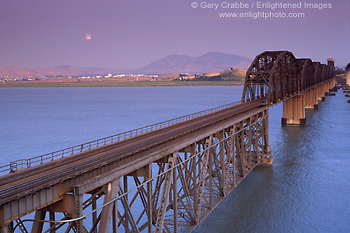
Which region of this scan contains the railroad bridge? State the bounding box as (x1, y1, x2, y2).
(0, 51, 336, 233)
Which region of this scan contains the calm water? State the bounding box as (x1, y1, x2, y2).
(1, 86, 349, 232)
(0, 86, 241, 164)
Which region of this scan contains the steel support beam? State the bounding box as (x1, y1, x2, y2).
(98, 180, 119, 233)
(31, 211, 46, 233)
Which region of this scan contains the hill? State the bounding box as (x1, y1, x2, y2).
(137, 52, 252, 74)
(175, 68, 246, 83)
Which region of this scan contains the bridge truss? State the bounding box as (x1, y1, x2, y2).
(242, 51, 335, 105)
(1, 106, 270, 233)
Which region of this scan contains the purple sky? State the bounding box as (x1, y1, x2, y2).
(1, 0, 349, 69)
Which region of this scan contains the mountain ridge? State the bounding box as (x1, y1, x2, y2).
(137, 52, 252, 74)
(0, 52, 252, 79)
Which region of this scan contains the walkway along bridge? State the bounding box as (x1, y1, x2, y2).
(0, 51, 336, 233)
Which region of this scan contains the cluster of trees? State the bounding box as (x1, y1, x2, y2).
(193, 70, 244, 82)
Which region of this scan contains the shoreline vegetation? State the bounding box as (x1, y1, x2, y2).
(0, 80, 243, 87)
(0, 69, 246, 87)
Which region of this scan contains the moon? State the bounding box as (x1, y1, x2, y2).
(85, 34, 91, 40)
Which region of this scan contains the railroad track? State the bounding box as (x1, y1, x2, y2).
(0, 98, 266, 205)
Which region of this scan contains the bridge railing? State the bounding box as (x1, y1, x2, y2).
(0, 100, 241, 175)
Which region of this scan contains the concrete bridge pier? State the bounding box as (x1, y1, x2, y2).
(282, 78, 337, 126)
(319, 79, 336, 101)
(281, 94, 306, 126)
(331, 78, 337, 91)
(305, 89, 318, 109)
(323, 82, 331, 98)
(327, 78, 337, 93)
(317, 84, 326, 102)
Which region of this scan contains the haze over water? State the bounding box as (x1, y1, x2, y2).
(0, 86, 349, 232)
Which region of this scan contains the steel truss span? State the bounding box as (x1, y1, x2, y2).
(0, 98, 270, 233)
(242, 50, 335, 105)
(10, 112, 269, 233)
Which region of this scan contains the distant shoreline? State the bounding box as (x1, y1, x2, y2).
(0, 81, 243, 87)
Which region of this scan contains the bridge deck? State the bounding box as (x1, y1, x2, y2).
(0, 98, 266, 207)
